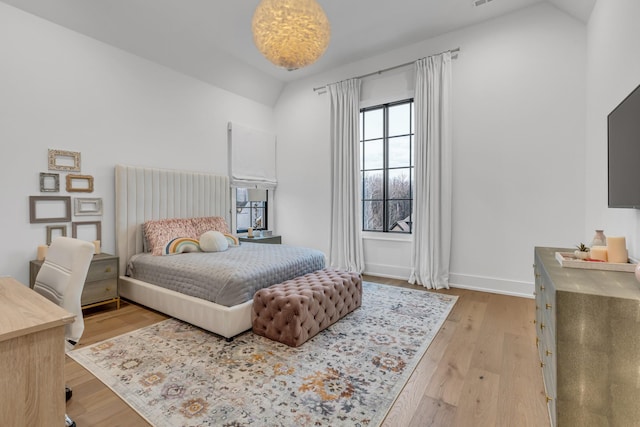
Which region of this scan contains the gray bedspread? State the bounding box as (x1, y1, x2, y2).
(126, 242, 326, 307)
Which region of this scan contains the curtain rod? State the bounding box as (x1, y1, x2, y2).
(313, 47, 460, 94)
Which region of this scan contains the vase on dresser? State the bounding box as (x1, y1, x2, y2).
(591, 230, 606, 247)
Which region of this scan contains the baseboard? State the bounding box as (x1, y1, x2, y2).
(448, 273, 534, 299)
(364, 263, 534, 299)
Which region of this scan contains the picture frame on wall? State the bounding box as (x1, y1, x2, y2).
(48, 149, 81, 172)
(74, 197, 103, 216)
(66, 174, 94, 193)
(39, 172, 60, 192)
(29, 196, 71, 223)
(46, 225, 67, 245)
(72, 220, 101, 242)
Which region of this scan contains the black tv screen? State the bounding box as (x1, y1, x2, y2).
(608, 83, 640, 208)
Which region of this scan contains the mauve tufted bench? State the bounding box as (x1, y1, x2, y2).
(252, 268, 362, 347)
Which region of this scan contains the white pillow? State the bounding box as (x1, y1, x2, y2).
(199, 230, 229, 252)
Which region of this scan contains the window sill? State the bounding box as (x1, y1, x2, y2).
(362, 231, 412, 243)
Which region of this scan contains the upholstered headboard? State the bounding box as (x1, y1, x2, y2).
(115, 165, 230, 274)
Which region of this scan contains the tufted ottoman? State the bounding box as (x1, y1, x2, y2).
(252, 269, 362, 347)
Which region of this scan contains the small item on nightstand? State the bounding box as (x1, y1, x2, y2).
(606, 236, 628, 263)
(93, 240, 101, 255)
(591, 230, 607, 247)
(590, 246, 608, 262)
(36, 245, 48, 261)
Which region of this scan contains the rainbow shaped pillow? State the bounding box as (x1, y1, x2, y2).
(163, 237, 202, 255)
(224, 233, 240, 246)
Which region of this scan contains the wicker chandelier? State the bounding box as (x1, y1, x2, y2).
(251, 0, 330, 71)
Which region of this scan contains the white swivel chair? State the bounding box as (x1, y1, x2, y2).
(33, 236, 95, 427)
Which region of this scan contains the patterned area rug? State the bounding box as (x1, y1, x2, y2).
(68, 282, 457, 426)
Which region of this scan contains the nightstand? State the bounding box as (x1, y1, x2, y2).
(29, 253, 120, 309)
(239, 235, 282, 244)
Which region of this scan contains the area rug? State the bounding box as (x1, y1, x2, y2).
(68, 282, 457, 427)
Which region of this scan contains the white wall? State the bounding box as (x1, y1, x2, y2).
(275, 3, 587, 296)
(585, 0, 640, 259)
(0, 3, 276, 285)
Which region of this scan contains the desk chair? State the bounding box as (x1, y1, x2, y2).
(33, 236, 95, 427)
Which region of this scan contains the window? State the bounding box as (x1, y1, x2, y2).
(235, 188, 268, 233)
(360, 99, 414, 233)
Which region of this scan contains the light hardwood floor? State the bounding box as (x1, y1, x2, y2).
(65, 275, 550, 426)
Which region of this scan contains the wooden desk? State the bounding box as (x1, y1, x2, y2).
(0, 277, 75, 426)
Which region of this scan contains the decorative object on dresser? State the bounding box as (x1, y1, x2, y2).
(238, 234, 281, 244)
(30, 253, 120, 309)
(591, 229, 607, 247)
(534, 247, 640, 427)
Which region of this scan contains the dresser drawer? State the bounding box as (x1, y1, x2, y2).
(82, 278, 118, 306)
(86, 258, 118, 282)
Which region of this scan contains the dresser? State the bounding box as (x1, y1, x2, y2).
(30, 253, 120, 309)
(0, 276, 75, 425)
(534, 247, 640, 426)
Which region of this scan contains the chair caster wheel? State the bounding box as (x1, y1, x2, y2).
(66, 386, 72, 401)
(65, 414, 76, 427)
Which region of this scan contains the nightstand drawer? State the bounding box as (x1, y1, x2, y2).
(82, 278, 118, 306)
(86, 259, 118, 281)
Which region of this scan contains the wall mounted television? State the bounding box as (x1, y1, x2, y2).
(608, 82, 640, 208)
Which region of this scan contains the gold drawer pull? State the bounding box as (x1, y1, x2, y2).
(535, 337, 539, 347)
(540, 362, 545, 368)
(546, 396, 553, 403)
(105, 266, 112, 273)
(546, 350, 553, 356)
(540, 323, 546, 330)
(546, 304, 552, 309)
(105, 287, 111, 291)
(540, 285, 545, 291)
(535, 273, 541, 278)
(533, 319, 537, 324)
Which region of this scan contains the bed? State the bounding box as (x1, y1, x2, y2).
(115, 164, 326, 339)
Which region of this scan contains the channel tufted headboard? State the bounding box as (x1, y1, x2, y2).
(114, 165, 231, 275)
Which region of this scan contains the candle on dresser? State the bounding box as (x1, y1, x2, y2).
(590, 246, 608, 262)
(607, 236, 628, 263)
(93, 240, 101, 255)
(36, 245, 48, 261)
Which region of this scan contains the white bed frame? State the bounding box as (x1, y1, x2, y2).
(115, 164, 253, 339)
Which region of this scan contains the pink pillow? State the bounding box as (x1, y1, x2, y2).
(143, 218, 198, 256)
(191, 216, 229, 236)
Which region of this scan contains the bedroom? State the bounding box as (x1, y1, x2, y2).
(1, 0, 639, 425)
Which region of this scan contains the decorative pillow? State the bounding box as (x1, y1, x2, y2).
(163, 237, 202, 255)
(143, 218, 199, 256)
(191, 216, 229, 236)
(199, 230, 229, 252)
(224, 233, 240, 246)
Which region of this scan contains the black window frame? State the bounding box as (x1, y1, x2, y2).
(235, 188, 268, 233)
(360, 99, 414, 233)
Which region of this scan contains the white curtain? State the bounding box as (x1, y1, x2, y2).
(328, 79, 365, 272)
(409, 52, 453, 289)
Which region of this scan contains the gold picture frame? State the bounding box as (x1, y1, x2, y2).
(48, 149, 81, 172)
(66, 174, 94, 193)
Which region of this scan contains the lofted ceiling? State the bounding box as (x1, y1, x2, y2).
(1, 0, 595, 105)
